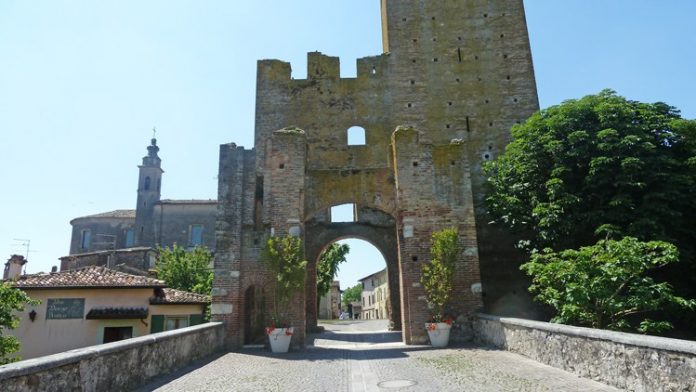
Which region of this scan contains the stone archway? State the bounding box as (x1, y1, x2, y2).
(304, 218, 401, 332)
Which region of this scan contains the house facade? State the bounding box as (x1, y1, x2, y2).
(5, 265, 208, 360)
(359, 269, 389, 320)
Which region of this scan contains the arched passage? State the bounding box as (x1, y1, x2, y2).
(304, 219, 401, 332)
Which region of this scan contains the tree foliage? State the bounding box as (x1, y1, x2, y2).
(316, 243, 350, 298)
(342, 283, 362, 308)
(522, 237, 695, 333)
(485, 90, 696, 253)
(262, 235, 308, 325)
(1, 282, 39, 365)
(421, 228, 459, 322)
(156, 244, 214, 295)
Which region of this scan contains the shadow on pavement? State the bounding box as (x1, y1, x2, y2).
(306, 330, 402, 345)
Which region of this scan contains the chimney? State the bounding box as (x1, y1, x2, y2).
(3, 255, 27, 280)
(51, 266, 58, 273)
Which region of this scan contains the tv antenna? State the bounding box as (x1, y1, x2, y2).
(11, 238, 32, 274)
(12, 238, 31, 259)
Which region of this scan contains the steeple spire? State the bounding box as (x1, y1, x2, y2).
(143, 131, 161, 167)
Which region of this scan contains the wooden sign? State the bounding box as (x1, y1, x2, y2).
(46, 298, 85, 319)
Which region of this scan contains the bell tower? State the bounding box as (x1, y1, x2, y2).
(134, 136, 163, 247)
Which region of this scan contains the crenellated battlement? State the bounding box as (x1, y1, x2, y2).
(257, 52, 391, 84)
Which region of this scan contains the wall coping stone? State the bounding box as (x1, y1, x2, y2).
(0, 322, 223, 381)
(477, 313, 696, 355)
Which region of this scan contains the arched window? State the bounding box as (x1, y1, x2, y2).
(144, 176, 151, 190)
(347, 126, 366, 146)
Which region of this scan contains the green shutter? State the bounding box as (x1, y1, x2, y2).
(151, 315, 164, 333)
(189, 314, 203, 326)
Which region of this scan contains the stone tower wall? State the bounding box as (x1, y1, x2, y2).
(381, 0, 540, 317)
(391, 127, 482, 343)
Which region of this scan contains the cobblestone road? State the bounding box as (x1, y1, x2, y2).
(138, 320, 617, 392)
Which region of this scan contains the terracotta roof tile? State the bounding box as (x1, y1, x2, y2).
(150, 288, 210, 304)
(10, 266, 166, 289)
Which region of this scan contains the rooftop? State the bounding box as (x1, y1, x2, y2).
(159, 199, 217, 205)
(150, 288, 210, 305)
(71, 209, 136, 221)
(357, 268, 387, 283)
(9, 265, 166, 289)
(58, 247, 154, 260)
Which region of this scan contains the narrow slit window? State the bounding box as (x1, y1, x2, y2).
(457, 48, 462, 62)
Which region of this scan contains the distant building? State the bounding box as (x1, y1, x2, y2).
(59, 247, 157, 274)
(4, 265, 209, 360)
(318, 281, 341, 319)
(349, 301, 362, 320)
(66, 138, 216, 264)
(359, 268, 389, 320)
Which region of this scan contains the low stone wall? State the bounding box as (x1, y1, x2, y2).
(0, 322, 224, 392)
(474, 314, 696, 391)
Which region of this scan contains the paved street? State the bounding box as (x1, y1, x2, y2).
(138, 320, 617, 392)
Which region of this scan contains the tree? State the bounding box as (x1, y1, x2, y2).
(1, 283, 39, 364)
(156, 244, 213, 295)
(342, 284, 362, 308)
(262, 235, 308, 326)
(485, 90, 696, 254)
(316, 243, 350, 299)
(521, 237, 695, 333)
(421, 228, 459, 322)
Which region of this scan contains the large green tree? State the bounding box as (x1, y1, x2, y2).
(1, 283, 39, 364)
(485, 90, 696, 254)
(522, 237, 695, 333)
(316, 243, 350, 299)
(342, 284, 362, 309)
(156, 244, 213, 295)
(485, 90, 696, 306)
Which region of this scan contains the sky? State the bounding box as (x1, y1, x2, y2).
(1, 1, 694, 289)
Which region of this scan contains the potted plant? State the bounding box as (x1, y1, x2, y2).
(420, 227, 458, 347)
(262, 234, 308, 353)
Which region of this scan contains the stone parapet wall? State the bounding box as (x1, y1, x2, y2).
(0, 322, 224, 392)
(474, 314, 696, 391)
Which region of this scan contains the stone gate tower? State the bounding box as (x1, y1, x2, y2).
(213, 0, 539, 347)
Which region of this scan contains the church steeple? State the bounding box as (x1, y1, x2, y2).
(134, 133, 164, 247)
(144, 137, 161, 166)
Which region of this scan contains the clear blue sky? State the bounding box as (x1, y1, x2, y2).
(1, 1, 694, 289)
